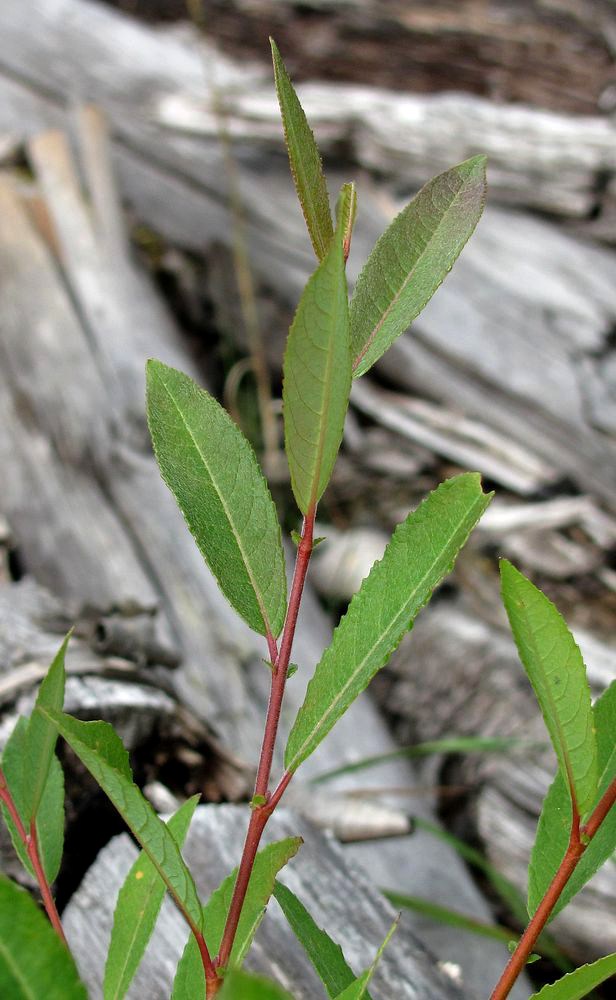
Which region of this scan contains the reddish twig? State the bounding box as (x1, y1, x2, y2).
(0, 767, 67, 946)
(490, 777, 616, 999)
(216, 510, 316, 976)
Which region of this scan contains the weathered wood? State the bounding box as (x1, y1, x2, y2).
(0, 0, 615, 223)
(63, 804, 465, 1000)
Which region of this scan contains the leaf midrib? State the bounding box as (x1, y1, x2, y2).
(352, 175, 470, 373)
(105, 868, 162, 1000)
(287, 493, 485, 770)
(157, 371, 272, 636)
(0, 939, 39, 1000)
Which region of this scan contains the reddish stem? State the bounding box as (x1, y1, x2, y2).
(491, 778, 616, 1000)
(0, 768, 67, 946)
(216, 510, 316, 972)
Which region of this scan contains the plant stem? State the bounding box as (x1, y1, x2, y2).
(216, 510, 316, 972)
(490, 777, 616, 1000)
(0, 768, 67, 946)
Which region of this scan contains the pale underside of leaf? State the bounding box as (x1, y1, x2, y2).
(271, 37, 333, 261)
(285, 473, 492, 772)
(528, 681, 616, 919)
(500, 560, 598, 819)
(146, 360, 286, 636)
(350, 156, 487, 378)
(283, 239, 351, 514)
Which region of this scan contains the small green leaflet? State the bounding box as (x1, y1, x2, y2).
(273, 881, 366, 999)
(528, 682, 616, 920)
(218, 969, 295, 999)
(333, 919, 397, 1000)
(0, 874, 87, 1000)
(270, 37, 333, 261)
(529, 952, 616, 999)
(24, 632, 70, 823)
(335, 182, 357, 261)
(172, 837, 302, 998)
(350, 156, 487, 378)
(103, 795, 200, 1000)
(285, 474, 492, 772)
(500, 560, 598, 818)
(40, 710, 204, 935)
(282, 236, 351, 515)
(1, 721, 65, 886)
(146, 360, 286, 637)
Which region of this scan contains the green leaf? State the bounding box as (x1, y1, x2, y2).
(218, 969, 295, 999)
(0, 874, 87, 1000)
(172, 837, 302, 998)
(350, 156, 487, 378)
(40, 710, 204, 934)
(273, 881, 364, 998)
(270, 37, 333, 261)
(1, 722, 65, 885)
(285, 473, 492, 772)
(103, 795, 199, 1000)
(311, 735, 526, 784)
(335, 182, 357, 261)
(529, 953, 616, 999)
(146, 360, 286, 637)
(283, 236, 351, 515)
(333, 919, 397, 1000)
(382, 890, 515, 946)
(500, 560, 598, 818)
(25, 633, 70, 823)
(528, 681, 616, 920)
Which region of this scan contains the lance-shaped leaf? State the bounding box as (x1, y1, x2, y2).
(0, 874, 87, 1000)
(172, 837, 302, 998)
(350, 156, 487, 378)
(333, 919, 397, 1000)
(529, 952, 616, 999)
(40, 710, 204, 934)
(271, 38, 333, 260)
(335, 182, 357, 262)
(24, 633, 69, 823)
(104, 795, 200, 1000)
(500, 561, 598, 818)
(146, 360, 286, 637)
(528, 681, 616, 920)
(1, 719, 65, 885)
(285, 473, 491, 772)
(219, 970, 295, 999)
(273, 881, 365, 998)
(283, 237, 351, 515)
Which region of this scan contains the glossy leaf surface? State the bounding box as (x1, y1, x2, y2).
(104, 796, 199, 1000)
(501, 560, 597, 818)
(283, 238, 350, 514)
(147, 360, 286, 637)
(172, 837, 302, 998)
(273, 881, 363, 998)
(0, 875, 86, 1000)
(350, 157, 486, 377)
(285, 474, 491, 772)
(528, 682, 616, 919)
(271, 38, 333, 260)
(41, 710, 203, 932)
